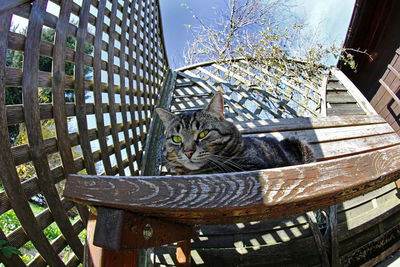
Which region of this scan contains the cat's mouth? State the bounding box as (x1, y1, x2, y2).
(181, 158, 206, 171)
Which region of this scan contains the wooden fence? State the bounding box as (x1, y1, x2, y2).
(0, 0, 168, 265)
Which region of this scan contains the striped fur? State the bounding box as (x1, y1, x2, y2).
(156, 92, 315, 175)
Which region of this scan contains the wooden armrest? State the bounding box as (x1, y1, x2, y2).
(64, 145, 400, 224)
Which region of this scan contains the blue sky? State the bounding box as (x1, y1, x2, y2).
(160, 0, 356, 69)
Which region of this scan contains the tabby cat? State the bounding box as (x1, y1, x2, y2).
(156, 92, 315, 175)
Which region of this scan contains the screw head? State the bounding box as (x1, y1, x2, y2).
(143, 224, 153, 240)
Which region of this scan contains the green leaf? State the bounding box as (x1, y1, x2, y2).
(1, 246, 22, 259)
(0, 240, 7, 248)
(0, 240, 22, 259)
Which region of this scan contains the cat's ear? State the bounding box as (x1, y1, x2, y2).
(156, 108, 176, 127)
(206, 91, 224, 120)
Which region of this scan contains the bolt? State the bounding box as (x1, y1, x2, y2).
(143, 224, 153, 240)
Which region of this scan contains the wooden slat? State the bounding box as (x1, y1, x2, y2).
(236, 114, 386, 133)
(11, 1, 66, 265)
(92, 0, 112, 174)
(306, 211, 330, 266)
(337, 189, 400, 242)
(0, 10, 30, 267)
(331, 67, 377, 115)
(329, 205, 340, 266)
(141, 0, 151, 130)
(314, 132, 400, 160)
(106, 0, 125, 176)
(127, 0, 141, 170)
(379, 78, 400, 106)
(6, 102, 131, 126)
(118, 0, 135, 175)
(142, 70, 175, 176)
(74, 0, 96, 176)
(319, 72, 329, 116)
(65, 144, 400, 224)
(327, 91, 356, 103)
(52, 0, 88, 236)
(134, 0, 146, 145)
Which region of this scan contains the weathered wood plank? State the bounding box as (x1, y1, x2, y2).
(314, 133, 400, 160)
(74, 0, 96, 176)
(245, 123, 394, 145)
(106, 0, 125, 176)
(127, 0, 141, 169)
(236, 114, 385, 133)
(331, 67, 377, 115)
(65, 145, 400, 224)
(319, 72, 329, 117)
(52, 0, 88, 236)
(142, 70, 175, 176)
(92, 0, 112, 174)
(12, 1, 66, 265)
(306, 211, 330, 266)
(329, 205, 340, 266)
(141, 0, 151, 130)
(340, 219, 400, 265)
(337, 189, 400, 242)
(0, 11, 28, 266)
(118, 0, 135, 175)
(134, 0, 145, 144)
(327, 91, 356, 103)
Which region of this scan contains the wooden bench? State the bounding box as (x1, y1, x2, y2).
(64, 114, 400, 266)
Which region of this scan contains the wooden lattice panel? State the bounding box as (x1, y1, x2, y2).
(0, 0, 168, 266)
(371, 48, 400, 135)
(172, 59, 325, 122)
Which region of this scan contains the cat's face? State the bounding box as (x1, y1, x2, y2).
(156, 92, 240, 173)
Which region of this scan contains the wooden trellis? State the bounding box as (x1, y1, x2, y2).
(0, 0, 167, 266)
(173, 58, 324, 120)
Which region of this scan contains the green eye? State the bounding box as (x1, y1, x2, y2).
(199, 130, 209, 139)
(172, 136, 182, 143)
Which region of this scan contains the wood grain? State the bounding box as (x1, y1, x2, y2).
(118, 0, 135, 175)
(74, 0, 96, 176)
(65, 145, 400, 224)
(106, 0, 125, 176)
(0, 9, 30, 267)
(92, 0, 112, 174)
(13, 1, 67, 265)
(52, 0, 88, 233)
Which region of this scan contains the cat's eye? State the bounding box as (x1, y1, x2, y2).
(172, 135, 182, 143)
(199, 130, 209, 139)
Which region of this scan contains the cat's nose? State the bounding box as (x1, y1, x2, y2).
(184, 150, 195, 159)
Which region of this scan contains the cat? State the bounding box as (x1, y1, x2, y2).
(156, 91, 315, 175)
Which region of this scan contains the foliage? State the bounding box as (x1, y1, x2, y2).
(0, 240, 22, 259)
(0, 210, 20, 234)
(183, 0, 359, 71)
(0, 202, 84, 264)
